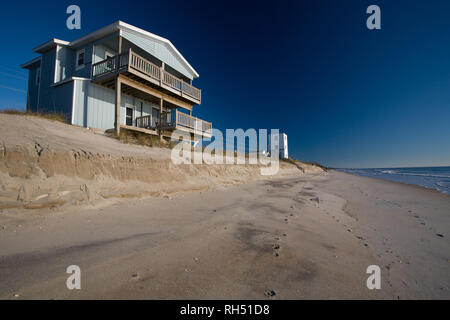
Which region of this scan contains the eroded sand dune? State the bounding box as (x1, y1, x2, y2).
(0, 114, 320, 211)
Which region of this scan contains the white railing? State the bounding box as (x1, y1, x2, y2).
(136, 115, 153, 129)
(161, 109, 212, 133)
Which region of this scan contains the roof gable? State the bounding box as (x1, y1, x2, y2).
(120, 27, 198, 80)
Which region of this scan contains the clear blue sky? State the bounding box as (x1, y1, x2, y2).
(1, 0, 450, 168)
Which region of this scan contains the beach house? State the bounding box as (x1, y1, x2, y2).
(21, 21, 211, 138)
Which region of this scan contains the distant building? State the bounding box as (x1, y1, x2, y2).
(268, 133, 288, 159)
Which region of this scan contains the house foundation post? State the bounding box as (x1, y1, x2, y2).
(114, 35, 123, 136)
(115, 77, 121, 136)
(159, 98, 164, 140)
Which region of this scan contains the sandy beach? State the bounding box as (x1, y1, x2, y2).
(0, 170, 448, 299)
(0, 114, 449, 299)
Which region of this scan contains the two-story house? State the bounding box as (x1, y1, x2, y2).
(21, 21, 211, 138)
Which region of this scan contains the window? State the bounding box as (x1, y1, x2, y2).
(76, 49, 85, 70)
(126, 106, 134, 126)
(36, 67, 40, 85)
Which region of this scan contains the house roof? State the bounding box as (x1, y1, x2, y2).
(33, 39, 70, 53)
(21, 56, 41, 69)
(30, 21, 199, 79)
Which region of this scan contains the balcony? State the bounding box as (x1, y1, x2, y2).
(92, 49, 201, 104)
(132, 109, 212, 138)
(161, 109, 212, 136)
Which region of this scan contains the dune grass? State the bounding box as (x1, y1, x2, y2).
(105, 128, 176, 149)
(0, 109, 67, 123)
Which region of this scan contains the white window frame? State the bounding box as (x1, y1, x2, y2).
(75, 49, 85, 71)
(36, 67, 41, 85)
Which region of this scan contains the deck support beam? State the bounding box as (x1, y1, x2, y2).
(115, 77, 121, 136)
(117, 75, 193, 111)
(159, 98, 164, 140)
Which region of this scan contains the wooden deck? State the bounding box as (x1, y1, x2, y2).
(125, 111, 212, 138)
(160, 109, 212, 137)
(92, 49, 201, 105)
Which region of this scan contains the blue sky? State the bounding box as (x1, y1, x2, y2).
(1, 0, 450, 168)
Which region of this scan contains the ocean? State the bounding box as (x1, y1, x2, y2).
(338, 166, 450, 195)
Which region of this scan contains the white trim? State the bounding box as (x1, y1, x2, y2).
(91, 44, 95, 77)
(51, 76, 90, 87)
(125, 103, 135, 126)
(54, 45, 60, 83)
(33, 39, 70, 53)
(71, 79, 77, 125)
(75, 49, 86, 71)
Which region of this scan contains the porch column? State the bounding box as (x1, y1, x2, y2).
(159, 98, 164, 139)
(115, 77, 121, 136)
(160, 62, 165, 86)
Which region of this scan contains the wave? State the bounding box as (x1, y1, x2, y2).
(379, 171, 450, 179)
(380, 170, 396, 174)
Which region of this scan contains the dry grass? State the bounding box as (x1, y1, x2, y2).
(105, 128, 176, 149)
(0, 109, 67, 123)
(282, 158, 328, 172)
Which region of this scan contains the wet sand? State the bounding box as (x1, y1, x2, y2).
(0, 170, 448, 299)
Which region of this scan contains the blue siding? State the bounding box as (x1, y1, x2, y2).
(121, 29, 195, 80)
(37, 48, 56, 112)
(73, 45, 93, 79)
(52, 82, 74, 122)
(26, 65, 40, 112)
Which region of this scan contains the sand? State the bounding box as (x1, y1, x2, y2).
(0, 114, 448, 299)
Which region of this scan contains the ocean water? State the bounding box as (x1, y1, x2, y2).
(338, 166, 450, 195)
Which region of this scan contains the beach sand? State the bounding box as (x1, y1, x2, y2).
(0, 114, 448, 299)
(0, 170, 448, 299)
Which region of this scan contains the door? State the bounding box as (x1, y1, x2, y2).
(152, 107, 160, 128)
(126, 106, 133, 126)
(105, 51, 115, 70)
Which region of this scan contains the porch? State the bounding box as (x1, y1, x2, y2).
(129, 109, 212, 138)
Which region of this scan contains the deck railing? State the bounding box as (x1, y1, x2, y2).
(161, 109, 212, 134)
(92, 52, 129, 78)
(129, 51, 160, 81)
(92, 49, 201, 102)
(136, 115, 153, 129)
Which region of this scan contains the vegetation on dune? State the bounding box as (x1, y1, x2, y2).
(105, 128, 176, 149)
(281, 158, 328, 172)
(0, 109, 67, 123)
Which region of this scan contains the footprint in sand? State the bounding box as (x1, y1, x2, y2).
(272, 244, 280, 257)
(264, 290, 276, 298)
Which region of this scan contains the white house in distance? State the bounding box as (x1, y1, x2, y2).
(269, 133, 289, 159)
